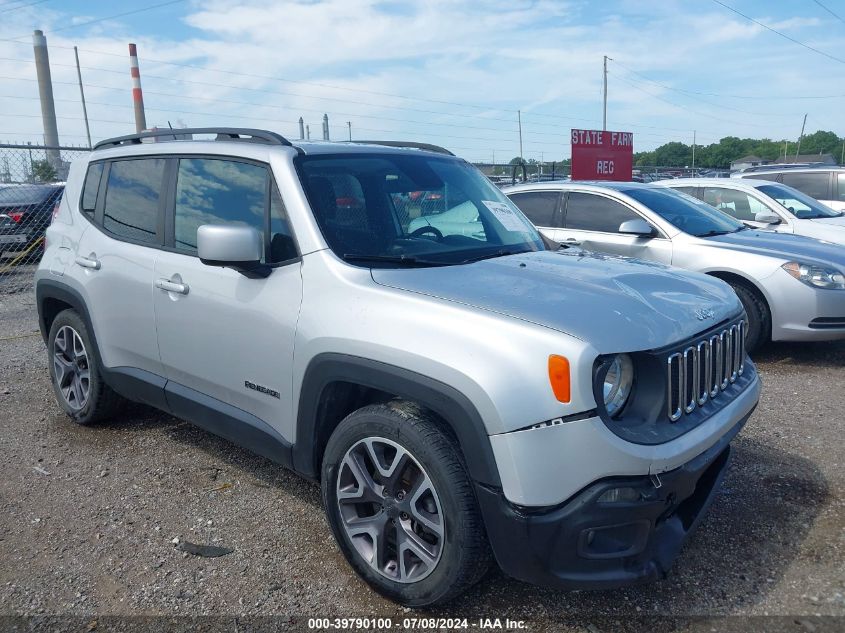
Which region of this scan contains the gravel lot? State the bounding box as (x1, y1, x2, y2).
(0, 289, 843, 631)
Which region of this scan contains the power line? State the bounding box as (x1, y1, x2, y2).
(2, 0, 186, 38)
(711, 0, 845, 65)
(610, 60, 822, 113)
(0, 0, 52, 15)
(812, 0, 845, 24)
(608, 71, 775, 129)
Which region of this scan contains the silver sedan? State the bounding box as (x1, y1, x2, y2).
(504, 181, 845, 350)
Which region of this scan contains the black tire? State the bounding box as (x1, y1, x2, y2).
(321, 402, 491, 607)
(47, 309, 125, 425)
(729, 283, 770, 353)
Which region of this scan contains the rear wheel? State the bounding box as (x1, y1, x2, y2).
(47, 309, 125, 425)
(729, 283, 770, 353)
(321, 402, 491, 606)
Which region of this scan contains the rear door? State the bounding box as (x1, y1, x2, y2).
(506, 190, 562, 240)
(73, 157, 167, 390)
(152, 155, 302, 444)
(556, 191, 672, 264)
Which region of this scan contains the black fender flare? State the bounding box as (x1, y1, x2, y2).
(36, 279, 98, 350)
(294, 353, 502, 488)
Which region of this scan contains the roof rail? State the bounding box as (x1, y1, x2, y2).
(93, 127, 293, 150)
(347, 140, 455, 156)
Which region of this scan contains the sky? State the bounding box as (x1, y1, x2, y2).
(0, 0, 844, 163)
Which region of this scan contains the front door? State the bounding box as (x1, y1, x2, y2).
(555, 191, 673, 264)
(152, 156, 303, 443)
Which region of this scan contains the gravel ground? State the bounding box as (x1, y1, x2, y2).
(0, 290, 843, 632)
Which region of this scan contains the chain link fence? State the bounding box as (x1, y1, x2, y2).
(0, 144, 90, 294)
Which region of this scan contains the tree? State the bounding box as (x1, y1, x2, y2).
(31, 159, 57, 183)
(508, 156, 524, 165)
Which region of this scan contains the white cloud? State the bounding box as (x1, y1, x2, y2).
(0, 0, 842, 162)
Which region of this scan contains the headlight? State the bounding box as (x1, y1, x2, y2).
(782, 261, 845, 290)
(602, 354, 634, 418)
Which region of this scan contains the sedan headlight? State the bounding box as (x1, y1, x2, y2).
(602, 354, 634, 418)
(782, 261, 845, 290)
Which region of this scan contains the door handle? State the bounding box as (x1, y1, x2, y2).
(155, 278, 189, 295)
(75, 255, 101, 270)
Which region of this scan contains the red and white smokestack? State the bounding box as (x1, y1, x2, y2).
(128, 43, 147, 133)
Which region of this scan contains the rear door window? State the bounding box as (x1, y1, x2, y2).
(102, 158, 166, 245)
(702, 187, 769, 221)
(837, 174, 845, 202)
(563, 192, 641, 233)
(507, 191, 561, 227)
(780, 171, 831, 200)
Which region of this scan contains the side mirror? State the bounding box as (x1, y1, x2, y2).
(197, 225, 270, 278)
(618, 218, 657, 237)
(754, 212, 782, 225)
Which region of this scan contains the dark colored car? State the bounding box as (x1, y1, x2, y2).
(0, 184, 64, 255)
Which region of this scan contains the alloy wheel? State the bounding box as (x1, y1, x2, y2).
(336, 436, 444, 583)
(52, 325, 90, 411)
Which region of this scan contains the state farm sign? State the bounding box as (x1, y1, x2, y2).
(570, 129, 633, 181)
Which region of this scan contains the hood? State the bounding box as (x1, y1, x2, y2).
(702, 229, 845, 268)
(809, 214, 845, 227)
(371, 250, 740, 354)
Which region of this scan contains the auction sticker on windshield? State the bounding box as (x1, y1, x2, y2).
(482, 200, 533, 233)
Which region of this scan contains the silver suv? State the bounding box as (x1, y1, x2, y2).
(504, 181, 845, 351)
(36, 128, 760, 606)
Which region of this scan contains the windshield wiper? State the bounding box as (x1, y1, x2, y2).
(341, 254, 451, 267)
(459, 248, 522, 264)
(697, 229, 733, 237)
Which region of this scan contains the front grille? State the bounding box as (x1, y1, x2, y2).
(667, 320, 745, 421)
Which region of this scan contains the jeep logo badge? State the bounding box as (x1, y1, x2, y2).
(695, 308, 716, 321)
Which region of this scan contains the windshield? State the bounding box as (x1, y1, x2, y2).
(756, 183, 842, 219)
(298, 153, 545, 267)
(623, 186, 745, 237)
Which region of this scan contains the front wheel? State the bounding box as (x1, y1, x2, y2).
(729, 283, 770, 353)
(321, 403, 491, 606)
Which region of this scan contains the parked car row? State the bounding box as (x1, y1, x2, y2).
(502, 181, 845, 351)
(36, 129, 763, 607)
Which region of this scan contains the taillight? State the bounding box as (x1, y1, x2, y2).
(8, 211, 23, 223)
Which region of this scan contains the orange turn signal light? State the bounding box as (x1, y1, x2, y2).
(548, 355, 571, 403)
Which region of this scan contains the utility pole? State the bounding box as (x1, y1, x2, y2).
(306, 125, 310, 140)
(841, 138, 844, 165)
(795, 113, 807, 160)
(517, 110, 523, 160)
(128, 43, 147, 133)
(347, 121, 352, 141)
(691, 130, 696, 170)
(298, 117, 304, 140)
(783, 141, 788, 159)
(73, 47, 92, 149)
(602, 55, 612, 131)
(322, 113, 329, 141)
(32, 30, 60, 169)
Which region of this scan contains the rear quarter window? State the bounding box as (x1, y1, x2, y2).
(80, 162, 104, 217)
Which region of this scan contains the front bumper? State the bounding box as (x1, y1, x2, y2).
(477, 409, 752, 590)
(766, 267, 845, 341)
